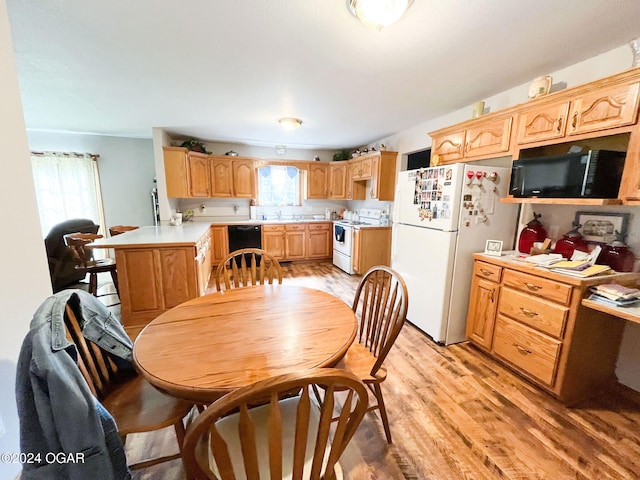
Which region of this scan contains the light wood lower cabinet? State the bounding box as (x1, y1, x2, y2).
(351, 227, 392, 275)
(261, 222, 332, 261)
(116, 245, 198, 336)
(465, 254, 640, 404)
(210, 225, 229, 264)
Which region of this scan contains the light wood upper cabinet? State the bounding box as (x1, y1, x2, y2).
(351, 157, 373, 180)
(516, 101, 571, 145)
(328, 162, 347, 199)
(231, 158, 256, 198)
(187, 153, 211, 197)
(348, 151, 397, 201)
(431, 116, 513, 165)
(465, 117, 513, 158)
(307, 163, 328, 199)
(567, 82, 640, 136)
(210, 156, 256, 198)
(163, 147, 190, 198)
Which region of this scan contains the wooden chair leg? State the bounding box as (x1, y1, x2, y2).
(110, 268, 119, 295)
(89, 272, 98, 296)
(371, 382, 392, 444)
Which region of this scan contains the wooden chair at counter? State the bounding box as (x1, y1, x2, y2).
(215, 248, 283, 291)
(64, 232, 120, 297)
(182, 368, 368, 480)
(334, 265, 408, 444)
(63, 304, 194, 471)
(109, 225, 139, 236)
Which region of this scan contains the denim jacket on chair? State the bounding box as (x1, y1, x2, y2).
(16, 289, 133, 480)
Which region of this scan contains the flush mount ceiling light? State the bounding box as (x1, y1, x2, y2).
(347, 0, 414, 30)
(278, 117, 302, 131)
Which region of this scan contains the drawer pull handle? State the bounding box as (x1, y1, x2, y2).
(519, 307, 538, 318)
(514, 344, 532, 355)
(556, 116, 563, 133)
(480, 268, 494, 276)
(524, 283, 542, 291)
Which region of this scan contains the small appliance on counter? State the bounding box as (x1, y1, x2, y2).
(554, 222, 589, 259)
(597, 231, 635, 272)
(518, 212, 547, 254)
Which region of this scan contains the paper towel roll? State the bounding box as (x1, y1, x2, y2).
(250, 206, 257, 220)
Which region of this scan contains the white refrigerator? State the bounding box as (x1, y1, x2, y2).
(391, 163, 518, 345)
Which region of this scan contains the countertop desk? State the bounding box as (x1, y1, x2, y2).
(133, 284, 357, 403)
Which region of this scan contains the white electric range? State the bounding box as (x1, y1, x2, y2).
(332, 208, 383, 274)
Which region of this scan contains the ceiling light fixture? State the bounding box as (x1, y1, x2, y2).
(278, 117, 302, 131)
(347, 0, 413, 30)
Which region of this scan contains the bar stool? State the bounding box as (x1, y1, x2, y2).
(63, 233, 119, 297)
(109, 225, 139, 236)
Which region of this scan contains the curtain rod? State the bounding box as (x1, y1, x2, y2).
(30, 150, 100, 160)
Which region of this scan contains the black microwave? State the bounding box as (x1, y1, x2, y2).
(508, 150, 626, 198)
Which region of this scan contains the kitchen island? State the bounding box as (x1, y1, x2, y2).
(90, 223, 212, 338)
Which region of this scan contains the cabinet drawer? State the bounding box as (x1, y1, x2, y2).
(285, 224, 306, 231)
(502, 270, 571, 305)
(493, 315, 561, 387)
(308, 223, 330, 231)
(474, 261, 502, 282)
(498, 287, 568, 338)
(262, 225, 284, 232)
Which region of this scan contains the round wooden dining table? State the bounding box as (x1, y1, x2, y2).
(133, 284, 357, 403)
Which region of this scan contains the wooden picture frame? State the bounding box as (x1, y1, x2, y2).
(484, 239, 503, 256)
(574, 211, 630, 244)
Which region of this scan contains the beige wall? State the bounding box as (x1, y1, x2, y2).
(0, 1, 53, 477)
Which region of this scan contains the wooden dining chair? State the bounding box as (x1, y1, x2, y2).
(182, 368, 369, 480)
(109, 225, 139, 236)
(334, 265, 408, 444)
(215, 248, 283, 291)
(63, 304, 194, 471)
(64, 232, 119, 297)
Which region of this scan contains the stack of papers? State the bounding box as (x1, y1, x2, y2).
(523, 253, 563, 266)
(588, 283, 640, 307)
(551, 264, 611, 278)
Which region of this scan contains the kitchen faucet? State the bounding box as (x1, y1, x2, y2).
(276, 211, 282, 220)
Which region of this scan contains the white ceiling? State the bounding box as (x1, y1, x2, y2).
(6, 1, 640, 150)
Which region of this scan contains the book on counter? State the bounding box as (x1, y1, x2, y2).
(591, 283, 640, 300)
(587, 293, 640, 307)
(551, 264, 612, 278)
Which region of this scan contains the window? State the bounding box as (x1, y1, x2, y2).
(31, 152, 105, 237)
(257, 165, 301, 206)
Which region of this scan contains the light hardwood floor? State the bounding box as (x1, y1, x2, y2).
(119, 261, 640, 479)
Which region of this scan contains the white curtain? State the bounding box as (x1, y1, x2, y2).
(31, 152, 105, 237)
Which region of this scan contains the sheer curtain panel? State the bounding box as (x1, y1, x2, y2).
(31, 152, 105, 237)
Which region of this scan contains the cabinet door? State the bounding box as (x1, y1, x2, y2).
(307, 163, 328, 199)
(163, 147, 189, 198)
(351, 228, 361, 274)
(516, 101, 570, 145)
(232, 159, 255, 198)
(466, 276, 500, 350)
(285, 224, 306, 260)
(358, 156, 373, 179)
(262, 226, 285, 259)
(210, 225, 229, 264)
(432, 131, 465, 164)
(568, 82, 640, 136)
(464, 117, 513, 157)
(306, 224, 331, 259)
(188, 154, 211, 197)
(210, 157, 234, 197)
(369, 154, 380, 199)
(328, 162, 347, 199)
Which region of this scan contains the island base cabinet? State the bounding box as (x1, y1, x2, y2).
(116, 246, 198, 338)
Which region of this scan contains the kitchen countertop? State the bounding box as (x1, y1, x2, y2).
(89, 223, 211, 248)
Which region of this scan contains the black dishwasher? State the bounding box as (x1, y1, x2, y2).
(228, 224, 262, 251)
